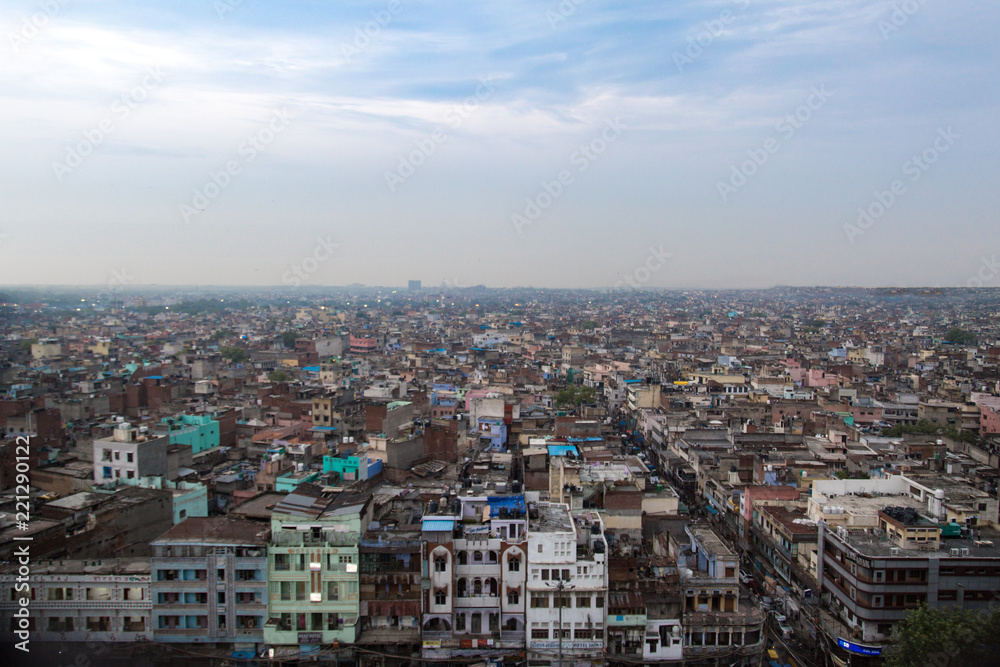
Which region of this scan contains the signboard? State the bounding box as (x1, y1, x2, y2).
(837, 638, 882, 656)
(298, 632, 322, 644)
(422, 640, 441, 648)
(530, 641, 604, 650)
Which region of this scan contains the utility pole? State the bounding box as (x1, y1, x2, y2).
(548, 578, 575, 667)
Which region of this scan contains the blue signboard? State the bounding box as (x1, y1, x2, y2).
(837, 638, 882, 656)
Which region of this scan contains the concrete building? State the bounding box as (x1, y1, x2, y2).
(151, 517, 270, 645)
(93, 421, 169, 484)
(679, 525, 765, 665)
(0, 559, 151, 643)
(264, 484, 372, 652)
(525, 502, 608, 666)
(817, 508, 1000, 645)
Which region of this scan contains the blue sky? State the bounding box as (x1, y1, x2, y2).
(1, 0, 998, 289)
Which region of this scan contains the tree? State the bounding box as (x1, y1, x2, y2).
(554, 385, 596, 412)
(281, 330, 298, 349)
(944, 328, 977, 345)
(885, 604, 1000, 667)
(268, 370, 291, 383)
(219, 345, 247, 363)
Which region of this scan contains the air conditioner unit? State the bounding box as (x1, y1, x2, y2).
(950, 548, 960, 556)
(890, 547, 900, 556)
(961, 548, 970, 556)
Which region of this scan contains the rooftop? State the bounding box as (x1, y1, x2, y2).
(151, 517, 270, 545)
(531, 502, 574, 534)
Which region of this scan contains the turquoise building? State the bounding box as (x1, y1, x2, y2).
(160, 414, 220, 454)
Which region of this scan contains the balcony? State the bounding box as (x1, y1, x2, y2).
(272, 532, 359, 547)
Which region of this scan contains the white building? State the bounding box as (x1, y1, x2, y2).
(526, 502, 608, 665)
(93, 421, 169, 484)
(0, 559, 151, 642)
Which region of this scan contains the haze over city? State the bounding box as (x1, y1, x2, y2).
(2, 0, 999, 289)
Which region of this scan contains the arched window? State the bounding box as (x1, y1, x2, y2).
(507, 590, 519, 605)
(508, 556, 520, 572)
(458, 551, 468, 565)
(473, 579, 482, 595)
(473, 551, 483, 562)
(434, 556, 447, 572)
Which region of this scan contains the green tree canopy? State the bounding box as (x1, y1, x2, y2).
(281, 330, 298, 348)
(218, 345, 247, 363)
(554, 385, 596, 410)
(268, 370, 291, 383)
(886, 604, 1000, 667)
(944, 328, 977, 345)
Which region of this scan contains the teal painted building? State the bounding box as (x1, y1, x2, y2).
(161, 414, 220, 454)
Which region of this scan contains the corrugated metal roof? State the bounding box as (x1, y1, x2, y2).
(422, 519, 455, 532)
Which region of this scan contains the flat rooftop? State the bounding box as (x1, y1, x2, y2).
(531, 502, 574, 534)
(0, 558, 150, 577)
(151, 517, 270, 545)
(688, 525, 734, 556)
(837, 525, 1000, 559)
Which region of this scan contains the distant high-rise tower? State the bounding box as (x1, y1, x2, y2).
(408, 280, 421, 291)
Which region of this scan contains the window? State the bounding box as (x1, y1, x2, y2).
(474, 551, 483, 562)
(596, 595, 604, 608)
(508, 557, 520, 572)
(576, 595, 591, 608)
(217, 591, 226, 604)
(530, 593, 549, 608)
(541, 569, 550, 581)
(508, 590, 519, 605)
(531, 628, 549, 639)
(455, 614, 466, 632)
(327, 582, 339, 601)
(562, 569, 570, 581)
(127, 452, 134, 463)
(575, 628, 592, 639)
(435, 556, 447, 572)
(537, 543, 543, 553)
(435, 591, 447, 605)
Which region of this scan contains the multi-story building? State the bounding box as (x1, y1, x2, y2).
(150, 517, 269, 645)
(817, 507, 1000, 646)
(679, 525, 765, 666)
(422, 493, 528, 661)
(525, 502, 608, 666)
(0, 559, 151, 642)
(92, 421, 169, 484)
(264, 484, 372, 653)
(157, 414, 221, 455)
(357, 522, 422, 663)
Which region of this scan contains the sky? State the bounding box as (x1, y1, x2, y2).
(1, 0, 998, 290)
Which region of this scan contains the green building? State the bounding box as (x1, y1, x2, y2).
(160, 414, 220, 454)
(264, 483, 373, 652)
